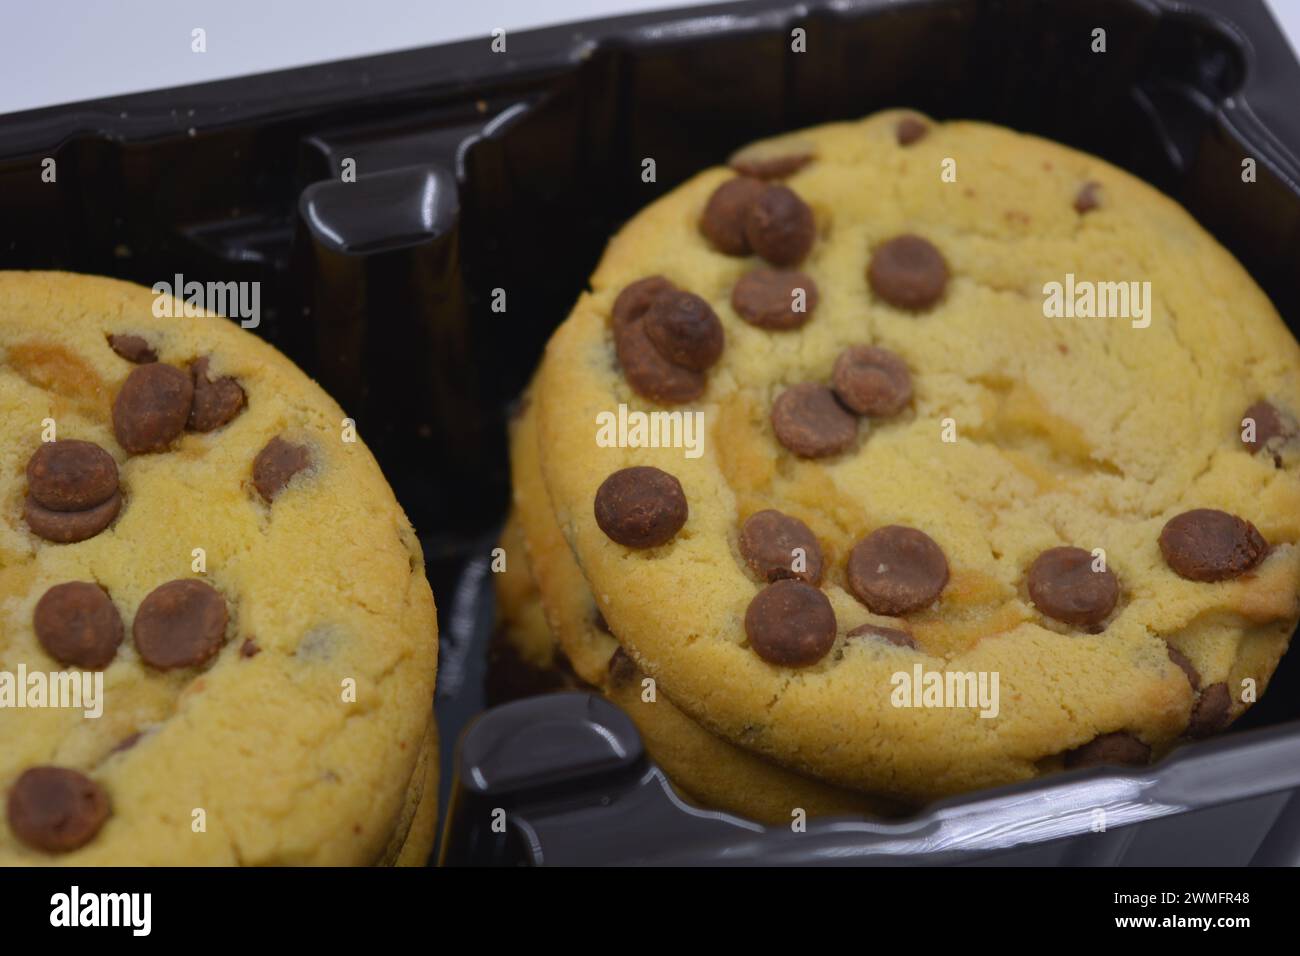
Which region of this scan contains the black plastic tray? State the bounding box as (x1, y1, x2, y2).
(3, 0, 1300, 866)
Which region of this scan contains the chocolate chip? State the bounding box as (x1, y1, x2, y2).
(732, 269, 819, 330)
(729, 149, 814, 180)
(739, 509, 824, 585)
(615, 318, 707, 404)
(253, 436, 311, 503)
(112, 362, 194, 454)
(1074, 181, 1102, 213)
(896, 117, 929, 146)
(108, 334, 157, 364)
(6, 767, 110, 853)
(1188, 682, 1233, 738)
(594, 466, 688, 549)
(240, 638, 260, 659)
(1026, 547, 1119, 629)
(831, 346, 913, 417)
(771, 383, 857, 458)
(133, 579, 230, 671)
(188, 357, 246, 432)
(847, 526, 949, 615)
(644, 291, 724, 371)
(700, 177, 766, 256)
(1241, 400, 1293, 459)
(612, 276, 677, 332)
(608, 647, 638, 687)
(24, 492, 122, 544)
(26, 440, 118, 512)
(1063, 732, 1150, 769)
(611, 277, 709, 404)
(1158, 509, 1268, 582)
(744, 579, 837, 666)
(744, 184, 815, 267)
(1167, 645, 1201, 691)
(33, 582, 123, 669)
(846, 622, 916, 648)
(867, 235, 949, 311)
(21, 434, 119, 546)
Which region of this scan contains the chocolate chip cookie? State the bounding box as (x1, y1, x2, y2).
(0, 272, 438, 863)
(503, 397, 895, 821)
(531, 111, 1300, 800)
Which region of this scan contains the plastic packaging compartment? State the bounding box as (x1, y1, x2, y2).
(2, 0, 1299, 865)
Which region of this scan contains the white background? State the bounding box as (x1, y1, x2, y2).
(1, 0, 1298, 115)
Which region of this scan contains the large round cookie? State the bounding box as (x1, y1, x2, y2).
(534, 110, 1300, 800)
(506, 396, 893, 822)
(0, 272, 438, 864)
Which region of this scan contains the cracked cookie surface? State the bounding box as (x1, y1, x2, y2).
(0, 272, 438, 864)
(533, 110, 1300, 800)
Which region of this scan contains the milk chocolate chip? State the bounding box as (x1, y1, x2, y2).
(644, 291, 724, 371)
(6, 767, 110, 853)
(188, 357, 246, 432)
(771, 383, 857, 458)
(108, 334, 157, 364)
(700, 177, 766, 256)
(867, 235, 949, 311)
(739, 509, 823, 585)
(24, 492, 122, 544)
(846, 622, 916, 648)
(26, 440, 118, 512)
(896, 117, 929, 146)
(594, 466, 688, 548)
(33, 582, 123, 669)
(744, 184, 815, 267)
(732, 269, 819, 330)
(613, 276, 677, 332)
(831, 346, 912, 417)
(608, 647, 638, 687)
(744, 579, 837, 666)
(847, 526, 949, 615)
(112, 362, 194, 454)
(1026, 547, 1119, 629)
(613, 277, 712, 404)
(1241, 400, 1293, 461)
(253, 436, 311, 502)
(133, 579, 230, 670)
(616, 320, 707, 404)
(1074, 181, 1102, 213)
(1188, 682, 1233, 738)
(1064, 732, 1150, 768)
(1158, 509, 1267, 582)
